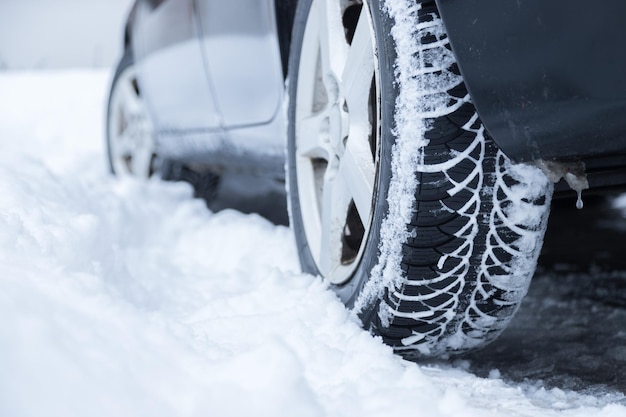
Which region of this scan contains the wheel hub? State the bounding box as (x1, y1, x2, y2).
(329, 101, 349, 157)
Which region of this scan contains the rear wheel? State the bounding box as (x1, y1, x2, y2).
(106, 51, 157, 178)
(287, 0, 553, 357)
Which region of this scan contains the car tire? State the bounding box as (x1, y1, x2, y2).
(106, 50, 157, 178)
(287, 0, 553, 357)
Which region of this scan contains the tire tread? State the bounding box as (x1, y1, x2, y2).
(370, 0, 552, 357)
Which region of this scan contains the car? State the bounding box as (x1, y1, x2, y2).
(106, 0, 626, 358)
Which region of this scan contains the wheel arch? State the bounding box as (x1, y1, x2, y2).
(435, 0, 626, 164)
(123, 2, 141, 51)
(275, 0, 300, 78)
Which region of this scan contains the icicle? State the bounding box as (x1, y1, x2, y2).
(576, 190, 584, 209)
(564, 172, 587, 210)
(535, 160, 589, 210)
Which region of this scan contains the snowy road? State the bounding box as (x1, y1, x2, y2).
(1, 70, 625, 417)
(466, 197, 626, 396)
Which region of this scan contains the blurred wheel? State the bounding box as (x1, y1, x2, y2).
(287, 0, 553, 357)
(106, 51, 157, 178)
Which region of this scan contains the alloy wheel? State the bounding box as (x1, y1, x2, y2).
(294, 0, 380, 285)
(107, 64, 156, 178)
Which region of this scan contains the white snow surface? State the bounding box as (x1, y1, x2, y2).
(1, 70, 625, 417)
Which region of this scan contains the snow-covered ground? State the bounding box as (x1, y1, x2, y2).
(1, 70, 625, 417)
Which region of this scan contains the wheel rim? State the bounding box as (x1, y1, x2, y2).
(108, 64, 156, 178)
(295, 0, 380, 285)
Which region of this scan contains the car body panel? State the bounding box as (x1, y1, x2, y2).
(436, 0, 626, 163)
(195, 0, 285, 128)
(133, 0, 222, 130)
(129, 0, 287, 174)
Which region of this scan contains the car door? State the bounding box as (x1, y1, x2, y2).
(194, 0, 284, 129)
(132, 0, 222, 131)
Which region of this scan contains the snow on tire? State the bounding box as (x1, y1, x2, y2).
(287, 0, 553, 358)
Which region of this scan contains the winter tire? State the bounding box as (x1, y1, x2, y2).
(287, 0, 553, 357)
(106, 50, 157, 178)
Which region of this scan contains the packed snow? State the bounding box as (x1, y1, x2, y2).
(1, 70, 625, 417)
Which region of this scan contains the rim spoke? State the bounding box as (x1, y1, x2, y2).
(115, 128, 135, 157)
(340, 133, 375, 223)
(341, 8, 376, 227)
(313, 0, 349, 80)
(342, 9, 375, 109)
(299, 11, 323, 111)
(120, 78, 143, 114)
(297, 112, 331, 159)
(130, 141, 153, 177)
(319, 163, 352, 276)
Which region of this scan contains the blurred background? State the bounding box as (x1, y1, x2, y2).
(0, 0, 134, 70)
